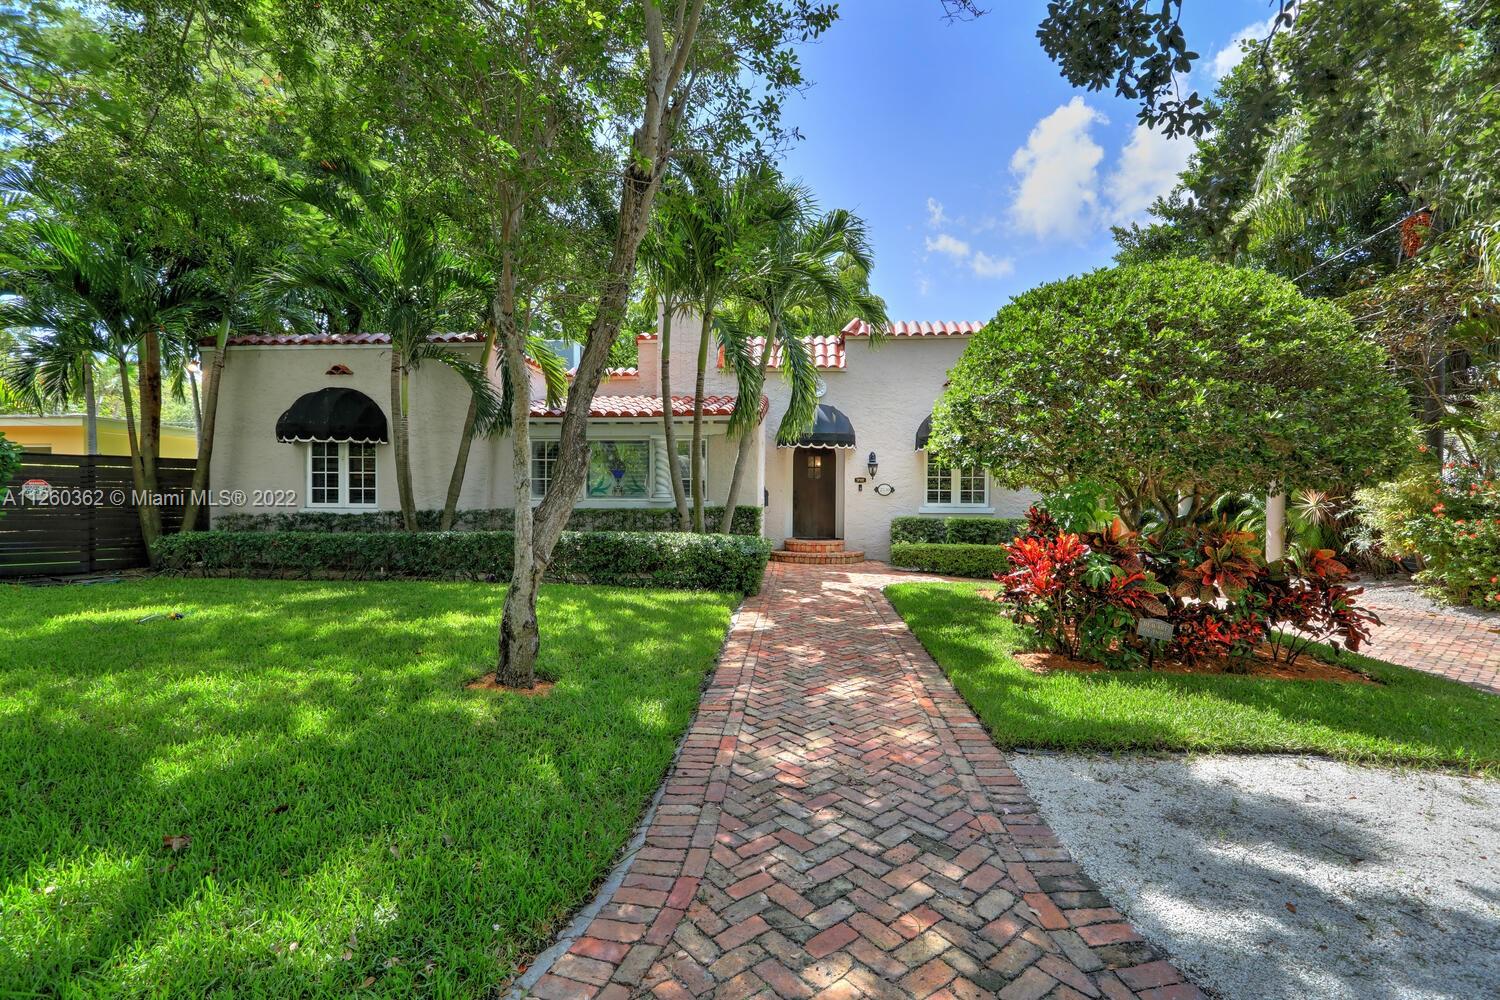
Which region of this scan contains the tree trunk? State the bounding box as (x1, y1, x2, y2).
(495, 263, 543, 686)
(82, 359, 98, 455)
(189, 367, 202, 435)
(659, 299, 690, 529)
(441, 321, 499, 531)
(691, 308, 712, 531)
(391, 353, 418, 531)
(1265, 489, 1287, 562)
(495, 0, 705, 683)
(117, 353, 143, 500)
(136, 329, 163, 556)
(718, 317, 776, 534)
(182, 327, 228, 532)
(1421, 355, 1448, 463)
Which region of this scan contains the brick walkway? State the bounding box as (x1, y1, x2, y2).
(1356, 582, 1500, 694)
(526, 562, 1198, 1000)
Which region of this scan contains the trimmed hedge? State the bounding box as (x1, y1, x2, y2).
(890, 542, 1010, 579)
(890, 515, 1023, 547)
(153, 530, 772, 595)
(215, 505, 763, 536)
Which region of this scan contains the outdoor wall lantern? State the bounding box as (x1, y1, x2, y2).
(867, 451, 879, 479)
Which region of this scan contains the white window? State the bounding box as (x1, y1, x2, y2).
(677, 438, 707, 497)
(926, 458, 987, 508)
(587, 440, 650, 498)
(530, 440, 559, 500)
(958, 465, 986, 506)
(926, 458, 952, 505)
(307, 442, 378, 508)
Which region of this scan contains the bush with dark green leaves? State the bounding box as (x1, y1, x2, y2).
(0, 433, 19, 514)
(215, 505, 763, 535)
(890, 516, 1022, 547)
(932, 259, 1413, 528)
(889, 542, 1009, 579)
(154, 530, 772, 594)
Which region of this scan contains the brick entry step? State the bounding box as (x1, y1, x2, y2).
(771, 538, 866, 565)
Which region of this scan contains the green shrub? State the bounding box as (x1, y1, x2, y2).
(1357, 460, 1500, 608)
(890, 517, 947, 545)
(890, 516, 1023, 547)
(0, 433, 19, 513)
(942, 517, 1023, 546)
(153, 530, 772, 594)
(890, 542, 1010, 579)
(215, 505, 763, 536)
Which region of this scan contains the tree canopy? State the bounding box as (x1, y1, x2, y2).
(931, 258, 1414, 527)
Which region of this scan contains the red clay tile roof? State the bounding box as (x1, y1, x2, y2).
(529, 394, 765, 419)
(524, 358, 640, 379)
(841, 319, 984, 337)
(214, 331, 487, 347)
(721, 335, 846, 371)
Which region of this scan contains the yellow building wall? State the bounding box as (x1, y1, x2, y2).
(0, 419, 198, 458)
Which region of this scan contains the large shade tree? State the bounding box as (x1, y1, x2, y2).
(931, 258, 1414, 530)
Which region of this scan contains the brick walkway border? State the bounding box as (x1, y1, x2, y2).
(518, 562, 1200, 999)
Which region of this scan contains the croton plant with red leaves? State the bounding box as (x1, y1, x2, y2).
(996, 505, 1381, 670)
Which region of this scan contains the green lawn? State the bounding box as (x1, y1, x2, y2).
(0, 578, 736, 998)
(886, 582, 1500, 774)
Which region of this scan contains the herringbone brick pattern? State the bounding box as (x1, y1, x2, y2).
(527, 563, 1199, 999)
(1356, 585, 1500, 694)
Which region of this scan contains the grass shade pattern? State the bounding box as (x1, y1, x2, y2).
(885, 582, 1499, 774)
(0, 579, 736, 997)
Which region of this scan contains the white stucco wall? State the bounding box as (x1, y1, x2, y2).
(656, 309, 1036, 559)
(210, 314, 1033, 556)
(209, 340, 742, 524)
(210, 344, 490, 521)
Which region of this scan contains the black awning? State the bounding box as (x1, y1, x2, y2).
(915, 413, 932, 450)
(276, 387, 388, 444)
(788, 403, 856, 449)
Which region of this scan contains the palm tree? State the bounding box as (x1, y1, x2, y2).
(662, 159, 790, 531)
(277, 162, 502, 530)
(718, 193, 888, 533)
(437, 304, 568, 532)
(639, 183, 697, 529)
(1, 212, 202, 553)
(0, 287, 105, 453)
(180, 247, 307, 531)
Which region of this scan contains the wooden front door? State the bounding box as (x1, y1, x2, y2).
(792, 448, 837, 539)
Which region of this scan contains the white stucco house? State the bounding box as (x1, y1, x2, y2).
(206, 315, 1034, 561)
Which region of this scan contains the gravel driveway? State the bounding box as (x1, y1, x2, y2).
(1010, 752, 1500, 1000)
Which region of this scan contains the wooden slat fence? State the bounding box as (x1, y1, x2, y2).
(0, 452, 203, 578)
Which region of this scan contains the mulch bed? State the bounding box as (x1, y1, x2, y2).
(465, 674, 557, 696)
(1015, 643, 1378, 685)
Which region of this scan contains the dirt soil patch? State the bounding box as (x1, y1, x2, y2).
(465, 674, 557, 696)
(1014, 644, 1378, 684)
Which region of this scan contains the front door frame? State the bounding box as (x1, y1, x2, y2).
(791, 447, 840, 539)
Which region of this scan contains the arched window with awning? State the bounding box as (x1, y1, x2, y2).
(275, 387, 389, 444)
(276, 387, 387, 509)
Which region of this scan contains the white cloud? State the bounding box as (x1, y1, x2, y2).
(917, 276, 932, 296)
(970, 252, 1015, 278)
(1209, 15, 1279, 79)
(924, 233, 971, 259)
(925, 197, 948, 228)
(1106, 125, 1193, 223)
(1008, 97, 1107, 241)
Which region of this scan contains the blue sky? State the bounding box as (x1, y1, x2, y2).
(777, 0, 1283, 323)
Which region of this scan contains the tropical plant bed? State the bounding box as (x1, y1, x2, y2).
(0, 578, 735, 997)
(886, 581, 1500, 773)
